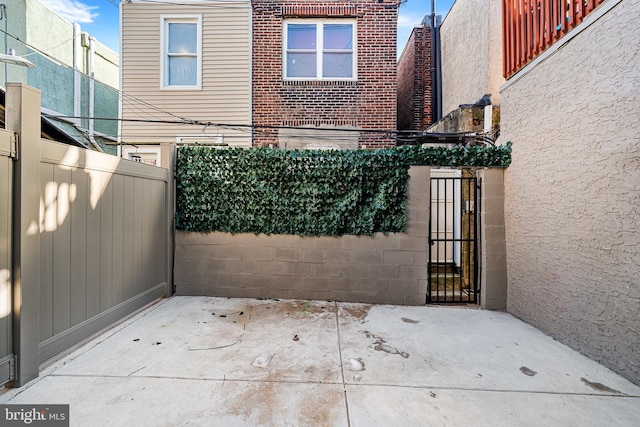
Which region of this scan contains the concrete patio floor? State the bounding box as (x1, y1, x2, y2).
(1, 296, 639, 426)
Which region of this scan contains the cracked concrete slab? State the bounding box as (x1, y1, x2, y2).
(1, 296, 639, 426)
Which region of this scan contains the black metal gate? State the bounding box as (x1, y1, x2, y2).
(427, 172, 479, 303)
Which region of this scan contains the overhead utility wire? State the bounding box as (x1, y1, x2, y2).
(0, 27, 197, 124)
(42, 114, 398, 135)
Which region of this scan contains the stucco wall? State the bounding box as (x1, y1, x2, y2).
(501, 0, 640, 385)
(440, 0, 503, 115)
(175, 167, 431, 306)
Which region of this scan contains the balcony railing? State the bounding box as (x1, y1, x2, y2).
(503, 0, 605, 78)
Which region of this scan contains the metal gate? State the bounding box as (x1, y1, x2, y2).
(0, 130, 16, 385)
(427, 171, 479, 303)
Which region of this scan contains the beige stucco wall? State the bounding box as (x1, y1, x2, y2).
(501, 0, 640, 385)
(440, 0, 503, 115)
(120, 1, 252, 147)
(175, 167, 431, 306)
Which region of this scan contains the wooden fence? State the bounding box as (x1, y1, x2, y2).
(503, 0, 605, 77)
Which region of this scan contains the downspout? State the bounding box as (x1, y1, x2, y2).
(117, 1, 123, 157)
(87, 35, 103, 151)
(73, 23, 81, 126)
(1, 4, 7, 86)
(430, 0, 442, 122)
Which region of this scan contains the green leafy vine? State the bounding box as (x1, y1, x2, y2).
(175, 143, 511, 236)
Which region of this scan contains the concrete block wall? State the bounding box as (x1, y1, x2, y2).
(477, 168, 507, 310)
(175, 166, 430, 305)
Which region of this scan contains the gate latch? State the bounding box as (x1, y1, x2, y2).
(9, 133, 18, 160)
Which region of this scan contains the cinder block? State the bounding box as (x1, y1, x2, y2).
(404, 293, 426, 306)
(372, 264, 400, 279)
(223, 259, 257, 274)
(313, 263, 342, 278)
(354, 250, 383, 265)
(398, 236, 429, 251)
(303, 276, 334, 291)
(325, 249, 355, 263)
(342, 235, 370, 250)
(398, 265, 428, 280)
(274, 247, 301, 261)
(315, 236, 345, 249)
(383, 250, 419, 266)
(341, 264, 374, 279)
(370, 234, 402, 250)
(256, 261, 292, 275)
(358, 278, 390, 293)
(417, 280, 428, 294)
(301, 248, 326, 263)
(404, 220, 429, 237)
(291, 262, 313, 276)
(244, 246, 275, 261)
(271, 274, 305, 290)
(389, 279, 419, 294)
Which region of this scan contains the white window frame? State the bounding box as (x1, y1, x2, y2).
(160, 15, 203, 90)
(283, 19, 357, 81)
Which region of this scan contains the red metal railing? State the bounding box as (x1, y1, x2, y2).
(503, 0, 605, 78)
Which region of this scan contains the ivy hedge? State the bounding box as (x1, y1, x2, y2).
(175, 143, 511, 236)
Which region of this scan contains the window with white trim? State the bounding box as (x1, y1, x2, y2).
(284, 20, 356, 80)
(161, 15, 202, 89)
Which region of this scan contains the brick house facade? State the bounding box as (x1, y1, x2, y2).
(397, 19, 433, 131)
(252, 0, 398, 148)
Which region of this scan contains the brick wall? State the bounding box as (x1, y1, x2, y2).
(174, 167, 431, 305)
(252, 0, 398, 148)
(397, 21, 433, 130)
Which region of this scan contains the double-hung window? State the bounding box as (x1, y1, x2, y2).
(161, 15, 202, 89)
(284, 20, 356, 80)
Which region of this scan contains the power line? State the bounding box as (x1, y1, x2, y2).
(42, 114, 398, 134)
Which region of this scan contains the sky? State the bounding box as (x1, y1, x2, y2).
(38, 0, 455, 57)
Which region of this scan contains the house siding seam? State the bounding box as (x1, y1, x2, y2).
(397, 22, 433, 130)
(252, 0, 398, 148)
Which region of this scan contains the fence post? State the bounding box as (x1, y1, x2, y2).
(6, 83, 41, 386)
(160, 143, 176, 296)
(477, 168, 507, 310)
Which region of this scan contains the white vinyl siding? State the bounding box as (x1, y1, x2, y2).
(121, 2, 251, 147)
(283, 20, 356, 81)
(160, 15, 202, 89)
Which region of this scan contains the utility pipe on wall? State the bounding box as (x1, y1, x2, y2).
(73, 23, 81, 126)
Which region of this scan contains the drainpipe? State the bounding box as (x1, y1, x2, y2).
(88, 35, 98, 149)
(1, 4, 7, 86)
(73, 23, 81, 126)
(430, 1, 443, 122)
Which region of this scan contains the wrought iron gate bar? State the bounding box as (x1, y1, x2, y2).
(427, 175, 479, 304)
